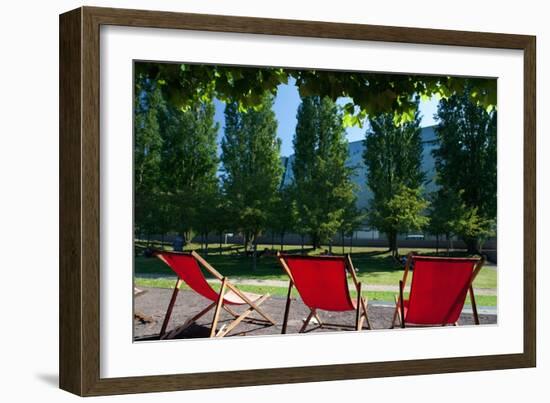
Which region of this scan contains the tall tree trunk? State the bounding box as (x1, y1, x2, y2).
(181, 231, 188, 250)
(312, 234, 320, 251)
(243, 232, 249, 255)
(388, 231, 398, 258)
(464, 237, 481, 255)
(394, 235, 399, 258)
(301, 234, 305, 254)
(252, 232, 258, 272)
(341, 230, 345, 254)
(219, 232, 223, 256)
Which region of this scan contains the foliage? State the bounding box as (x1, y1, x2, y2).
(338, 203, 365, 253)
(433, 84, 497, 252)
(194, 182, 224, 253)
(429, 188, 495, 250)
(268, 185, 296, 250)
(135, 62, 497, 127)
(427, 187, 461, 239)
(134, 80, 164, 238)
(156, 98, 220, 242)
(291, 96, 358, 249)
(383, 186, 429, 233)
(363, 105, 427, 256)
(220, 93, 283, 251)
(340, 203, 365, 237)
(134, 62, 498, 259)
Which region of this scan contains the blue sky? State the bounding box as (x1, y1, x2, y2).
(214, 80, 440, 157)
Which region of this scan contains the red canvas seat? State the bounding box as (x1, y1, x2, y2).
(277, 253, 370, 333)
(393, 254, 485, 328)
(154, 250, 276, 338)
(156, 252, 263, 305)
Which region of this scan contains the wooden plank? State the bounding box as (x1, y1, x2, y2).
(299, 309, 316, 333)
(210, 278, 227, 337)
(281, 280, 294, 335)
(399, 280, 406, 329)
(59, 8, 83, 396)
(216, 294, 270, 337)
(159, 279, 182, 338)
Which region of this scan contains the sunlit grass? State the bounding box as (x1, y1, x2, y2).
(134, 242, 497, 290)
(134, 277, 497, 306)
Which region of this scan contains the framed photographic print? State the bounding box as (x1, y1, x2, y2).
(59, 6, 536, 396)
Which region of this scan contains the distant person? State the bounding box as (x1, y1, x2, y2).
(172, 236, 184, 252)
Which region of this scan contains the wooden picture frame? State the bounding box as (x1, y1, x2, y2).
(59, 6, 536, 396)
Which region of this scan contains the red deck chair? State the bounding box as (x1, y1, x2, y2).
(392, 253, 485, 328)
(154, 250, 276, 339)
(277, 253, 370, 333)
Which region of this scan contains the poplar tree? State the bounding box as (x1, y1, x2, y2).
(433, 85, 497, 253)
(220, 93, 283, 259)
(159, 100, 219, 245)
(134, 81, 164, 242)
(363, 106, 428, 257)
(268, 186, 296, 251)
(292, 96, 357, 250)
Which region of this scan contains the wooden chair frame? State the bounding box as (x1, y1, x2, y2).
(392, 252, 485, 329)
(277, 252, 371, 334)
(157, 251, 276, 339)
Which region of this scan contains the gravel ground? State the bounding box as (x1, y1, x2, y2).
(134, 287, 497, 340)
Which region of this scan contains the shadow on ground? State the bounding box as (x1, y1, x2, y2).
(35, 373, 58, 388)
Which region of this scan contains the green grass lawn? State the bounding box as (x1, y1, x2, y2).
(135, 242, 496, 287)
(134, 242, 497, 306)
(134, 277, 497, 306)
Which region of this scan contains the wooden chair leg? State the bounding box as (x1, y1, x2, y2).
(159, 278, 182, 338)
(358, 316, 365, 330)
(399, 280, 406, 329)
(210, 278, 227, 337)
(391, 295, 399, 329)
(361, 297, 371, 330)
(313, 312, 323, 327)
(299, 309, 315, 333)
(396, 308, 403, 328)
(225, 283, 276, 325)
(216, 294, 271, 337)
(469, 286, 480, 325)
(281, 281, 293, 334)
(355, 283, 362, 330)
